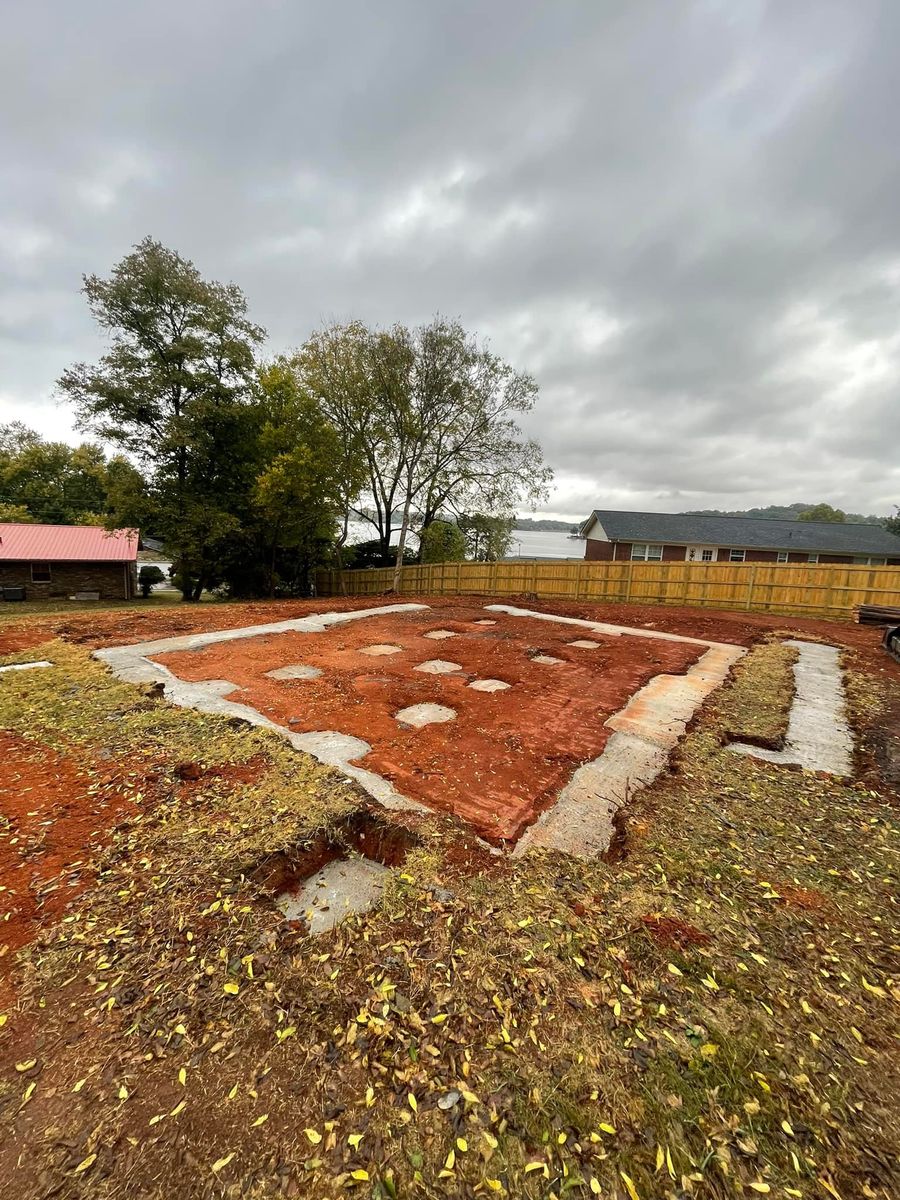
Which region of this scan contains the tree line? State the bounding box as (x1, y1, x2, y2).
(8, 237, 552, 600)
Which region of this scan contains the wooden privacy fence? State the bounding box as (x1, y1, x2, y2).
(315, 559, 900, 621)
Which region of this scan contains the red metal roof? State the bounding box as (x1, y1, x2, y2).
(0, 523, 139, 562)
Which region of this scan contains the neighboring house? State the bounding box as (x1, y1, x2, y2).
(581, 510, 900, 566)
(0, 523, 139, 600)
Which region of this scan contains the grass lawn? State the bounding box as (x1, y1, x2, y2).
(0, 592, 214, 625)
(0, 603, 897, 1199)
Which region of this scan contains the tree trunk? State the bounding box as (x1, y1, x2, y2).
(391, 494, 413, 592)
(192, 576, 204, 602)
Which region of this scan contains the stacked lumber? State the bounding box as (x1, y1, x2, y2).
(855, 604, 900, 625)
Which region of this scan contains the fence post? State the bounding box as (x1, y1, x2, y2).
(625, 563, 633, 604)
(746, 565, 757, 611)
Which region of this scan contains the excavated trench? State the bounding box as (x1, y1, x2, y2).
(251, 810, 419, 935)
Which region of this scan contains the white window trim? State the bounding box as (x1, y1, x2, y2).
(776, 551, 789, 563)
(631, 543, 663, 562)
(807, 553, 819, 564)
(728, 549, 746, 563)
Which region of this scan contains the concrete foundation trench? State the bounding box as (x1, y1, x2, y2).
(87, 603, 854, 933)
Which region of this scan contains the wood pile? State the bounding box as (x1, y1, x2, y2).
(855, 604, 900, 625)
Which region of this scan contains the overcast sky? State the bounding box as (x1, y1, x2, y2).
(2, 1, 899, 520)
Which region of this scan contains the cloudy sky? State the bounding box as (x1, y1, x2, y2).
(2, 1, 899, 520)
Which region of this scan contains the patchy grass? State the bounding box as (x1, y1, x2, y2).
(0, 593, 192, 625)
(715, 639, 798, 748)
(0, 636, 898, 1200)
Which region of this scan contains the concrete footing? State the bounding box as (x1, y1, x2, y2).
(0, 660, 53, 674)
(265, 663, 322, 680)
(277, 857, 390, 934)
(94, 601, 754, 862)
(510, 614, 746, 858)
(395, 703, 456, 727)
(729, 640, 853, 776)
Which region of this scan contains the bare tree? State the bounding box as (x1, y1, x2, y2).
(293, 318, 552, 588)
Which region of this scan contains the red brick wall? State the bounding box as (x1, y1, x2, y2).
(0, 561, 136, 600)
(584, 539, 619, 561)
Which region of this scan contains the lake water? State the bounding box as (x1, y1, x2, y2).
(345, 521, 583, 560)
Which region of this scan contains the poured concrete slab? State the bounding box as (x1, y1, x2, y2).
(395, 703, 456, 727)
(468, 679, 510, 692)
(415, 659, 463, 675)
(567, 640, 600, 650)
(730, 640, 853, 776)
(0, 660, 53, 674)
(277, 857, 390, 934)
(473, 619, 496, 626)
(531, 654, 564, 665)
(265, 663, 322, 680)
(423, 630, 458, 640)
(359, 644, 403, 656)
(515, 641, 745, 859)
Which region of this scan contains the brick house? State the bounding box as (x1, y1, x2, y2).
(0, 523, 139, 600)
(581, 510, 900, 566)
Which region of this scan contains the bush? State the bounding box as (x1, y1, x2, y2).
(343, 540, 418, 569)
(138, 564, 165, 598)
(419, 520, 466, 564)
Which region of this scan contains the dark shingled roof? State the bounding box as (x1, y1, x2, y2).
(585, 510, 900, 556)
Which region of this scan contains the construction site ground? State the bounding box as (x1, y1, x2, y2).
(0, 594, 898, 1200)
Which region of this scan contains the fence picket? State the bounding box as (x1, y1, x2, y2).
(315, 560, 900, 621)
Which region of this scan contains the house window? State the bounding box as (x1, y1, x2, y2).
(776, 551, 789, 563)
(858, 556, 886, 566)
(728, 549, 746, 562)
(631, 543, 663, 561)
(30, 563, 51, 583)
(807, 553, 819, 564)
(701, 549, 715, 562)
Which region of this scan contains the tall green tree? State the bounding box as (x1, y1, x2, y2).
(0, 422, 144, 525)
(58, 238, 265, 599)
(241, 360, 360, 596)
(0, 503, 34, 523)
(458, 513, 515, 561)
(798, 503, 847, 523)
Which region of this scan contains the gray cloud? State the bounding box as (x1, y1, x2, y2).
(1, 0, 899, 519)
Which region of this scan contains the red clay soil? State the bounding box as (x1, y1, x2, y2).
(153, 604, 703, 844)
(0, 628, 53, 656)
(0, 733, 136, 992)
(4, 592, 896, 665)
